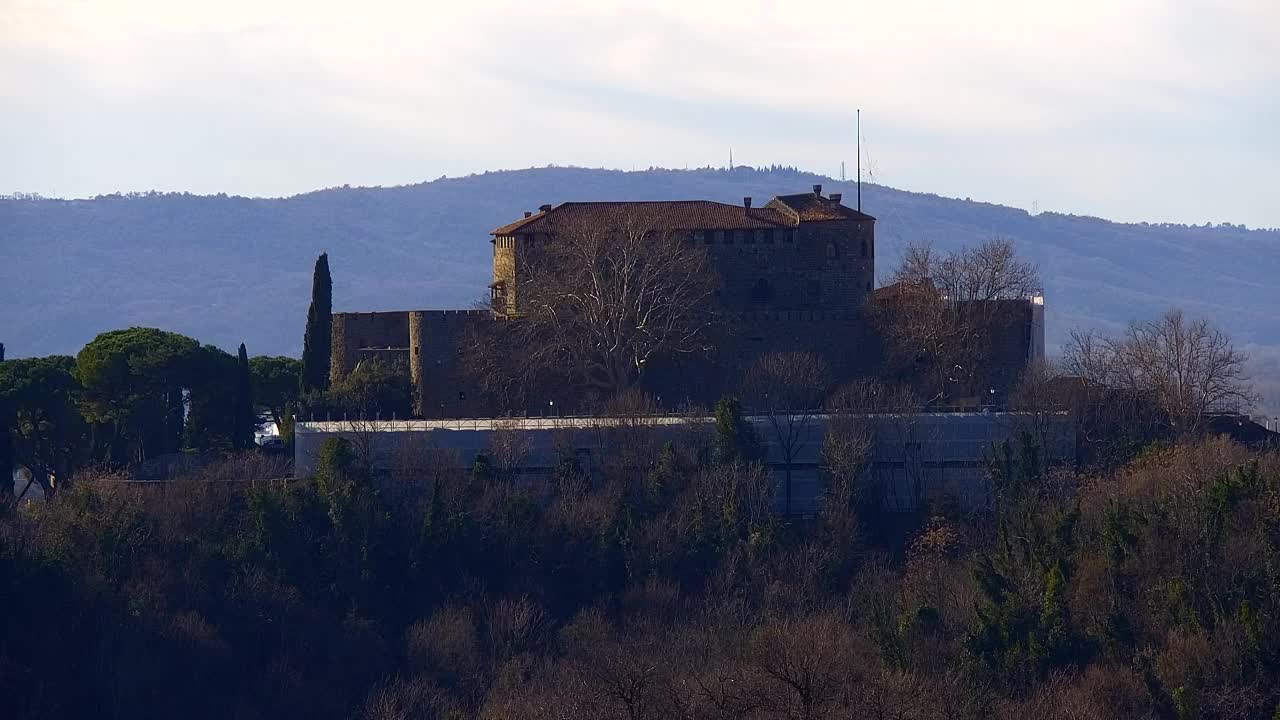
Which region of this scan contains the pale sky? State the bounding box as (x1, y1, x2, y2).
(2, 0, 1278, 227)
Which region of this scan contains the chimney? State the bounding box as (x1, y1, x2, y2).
(523, 211, 532, 218)
(829, 193, 842, 203)
(538, 204, 552, 213)
(812, 184, 822, 196)
(743, 196, 752, 209)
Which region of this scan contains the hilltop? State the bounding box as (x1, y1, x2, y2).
(2, 166, 1277, 403)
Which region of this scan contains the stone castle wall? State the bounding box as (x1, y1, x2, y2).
(329, 311, 410, 382)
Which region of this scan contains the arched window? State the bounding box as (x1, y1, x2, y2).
(826, 243, 838, 259)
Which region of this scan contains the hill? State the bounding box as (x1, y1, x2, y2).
(2, 166, 1277, 404)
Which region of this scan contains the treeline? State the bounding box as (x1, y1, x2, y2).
(3, 422, 1280, 718)
(0, 327, 306, 497)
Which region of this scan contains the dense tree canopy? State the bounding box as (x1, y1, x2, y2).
(0, 355, 86, 497)
(75, 327, 200, 462)
(249, 355, 302, 428)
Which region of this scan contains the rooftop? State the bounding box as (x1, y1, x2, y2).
(492, 190, 875, 236)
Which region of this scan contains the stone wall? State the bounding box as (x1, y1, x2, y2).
(329, 311, 409, 384)
(412, 310, 492, 418)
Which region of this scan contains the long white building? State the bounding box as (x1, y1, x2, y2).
(294, 412, 1074, 514)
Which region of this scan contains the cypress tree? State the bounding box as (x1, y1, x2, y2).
(301, 252, 332, 393)
(234, 343, 255, 449)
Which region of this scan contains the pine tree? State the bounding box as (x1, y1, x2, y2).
(301, 253, 332, 393)
(234, 343, 255, 449)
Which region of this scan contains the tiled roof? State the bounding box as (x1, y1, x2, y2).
(768, 193, 876, 222)
(492, 201, 795, 236)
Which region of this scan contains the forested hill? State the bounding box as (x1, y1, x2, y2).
(2, 166, 1277, 377)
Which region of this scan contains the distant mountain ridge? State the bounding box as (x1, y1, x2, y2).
(2, 166, 1277, 405)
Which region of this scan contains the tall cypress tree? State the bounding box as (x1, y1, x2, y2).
(234, 343, 255, 449)
(301, 252, 332, 393)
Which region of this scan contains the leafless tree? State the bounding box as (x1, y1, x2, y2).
(591, 389, 665, 479)
(874, 238, 1041, 406)
(745, 612, 867, 719)
(488, 417, 534, 483)
(1063, 310, 1256, 437)
(821, 379, 925, 525)
(742, 351, 831, 516)
(499, 207, 720, 401)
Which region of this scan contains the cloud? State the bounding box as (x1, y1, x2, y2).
(1, 0, 1276, 226)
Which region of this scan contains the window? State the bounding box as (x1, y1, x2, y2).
(698, 230, 711, 244)
(826, 243, 838, 259)
(784, 230, 794, 243)
(861, 240, 868, 258)
(750, 278, 772, 303)
(764, 229, 775, 244)
(723, 230, 734, 245)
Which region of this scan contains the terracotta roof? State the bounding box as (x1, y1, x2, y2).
(768, 193, 876, 222)
(492, 201, 794, 236)
(872, 279, 937, 302)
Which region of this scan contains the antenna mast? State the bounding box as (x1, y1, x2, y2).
(856, 108, 862, 212)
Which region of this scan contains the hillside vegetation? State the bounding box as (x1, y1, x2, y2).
(5, 437, 1280, 719)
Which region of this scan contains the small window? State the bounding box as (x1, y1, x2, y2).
(784, 231, 794, 243)
(866, 281, 872, 291)
(861, 240, 868, 258)
(750, 278, 772, 303)
(826, 243, 838, 259)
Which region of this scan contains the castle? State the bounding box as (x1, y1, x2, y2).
(330, 185, 1043, 416)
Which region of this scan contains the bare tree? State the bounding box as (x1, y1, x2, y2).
(742, 351, 831, 516)
(1063, 309, 1256, 437)
(488, 417, 534, 483)
(821, 379, 921, 524)
(504, 207, 720, 401)
(874, 238, 1041, 406)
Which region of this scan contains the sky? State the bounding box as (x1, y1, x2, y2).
(2, 0, 1278, 228)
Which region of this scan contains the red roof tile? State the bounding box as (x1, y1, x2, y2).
(492, 201, 794, 236)
(767, 193, 876, 222)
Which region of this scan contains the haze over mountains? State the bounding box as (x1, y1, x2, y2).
(2, 166, 1277, 405)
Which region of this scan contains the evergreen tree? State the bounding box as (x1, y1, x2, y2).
(713, 395, 758, 465)
(301, 252, 332, 393)
(233, 343, 255, 449)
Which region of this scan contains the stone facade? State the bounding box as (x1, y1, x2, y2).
(489, 185, 875, 316)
